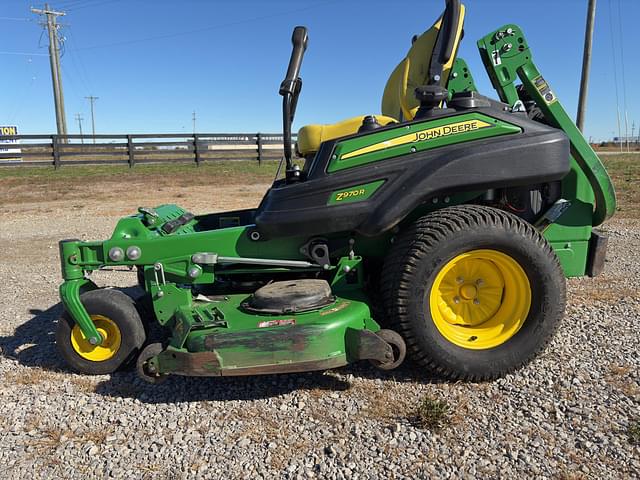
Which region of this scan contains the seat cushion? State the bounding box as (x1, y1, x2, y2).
(297, 115, 397, 156)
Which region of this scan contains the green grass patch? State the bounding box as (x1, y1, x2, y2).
(0, 160, 281, 181)
(410, 396, 451, 431)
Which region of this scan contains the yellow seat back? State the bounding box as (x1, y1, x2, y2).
(381, 4, 465, 121)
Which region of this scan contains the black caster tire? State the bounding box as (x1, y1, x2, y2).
(137, 343, 168, 384)
(369, 329, 407, 371)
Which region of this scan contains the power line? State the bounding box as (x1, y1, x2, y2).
(64, 26, 93, 93)
(616, 0, 630, 152)
(69, 0, 338, 51)
(0, 51, 49, 56)
(0, 16, 32, 21)
(56, 1, 89, 8)
(59, 61, 83, 104)
(607, 0, 623, 151)
(56, 0, 103, 9)
(67, 0, 124, 12)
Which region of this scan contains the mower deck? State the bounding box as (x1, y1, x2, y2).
(149, 292, 387, 377)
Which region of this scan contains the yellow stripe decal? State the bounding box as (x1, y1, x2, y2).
(340, 119, 493, 161)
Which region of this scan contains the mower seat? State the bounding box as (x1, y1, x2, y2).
(297, 115, 397, 157)
(296, 2, 465, 157)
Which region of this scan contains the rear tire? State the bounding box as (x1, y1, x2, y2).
(381, 205, 565, 381)
(56, 289, 146, 375)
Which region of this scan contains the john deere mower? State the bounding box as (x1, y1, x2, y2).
(56, 0, 616, 383)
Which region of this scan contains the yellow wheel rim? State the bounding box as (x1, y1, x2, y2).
(70, 315, 122, 362)
(429, 249, 531, 350)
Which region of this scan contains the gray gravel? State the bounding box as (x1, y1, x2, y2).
(0, 194, 638, 479)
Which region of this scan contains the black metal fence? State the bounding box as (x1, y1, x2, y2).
(0, 133, 295, 168)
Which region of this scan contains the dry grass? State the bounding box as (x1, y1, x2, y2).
(605, 363, 639, 398)
(25, 411, 114, 453)
(609, 364, 632, 376)
(2, 367, 98, 394)
(137, 465, 164, 478)
(3, 367, 58, 386)
(32, 426, 77, 449)
(20, 411, 118, 477)
(68, 375, 98, 393)
(571, 275, 639, 304)
(80, 428, 112, 445)
(602, 154, 640, 219)
(24, 427, 112, 478)
(353, 379, 414, 421)
(0, 161, 279, 205)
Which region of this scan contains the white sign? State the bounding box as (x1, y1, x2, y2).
(0, 125, 22, 162)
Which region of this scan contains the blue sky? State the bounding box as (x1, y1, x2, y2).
(1, 0, 638, 141)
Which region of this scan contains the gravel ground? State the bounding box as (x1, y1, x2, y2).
(0, 183, 638, 479)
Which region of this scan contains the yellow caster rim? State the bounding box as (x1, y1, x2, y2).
(429, 249, 531, 350)
(70, 315, 122, 362)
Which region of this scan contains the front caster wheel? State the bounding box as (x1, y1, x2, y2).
(56, 289, 146, 375)
(369, 329, 406, 371)
(137, 343, 167, 384)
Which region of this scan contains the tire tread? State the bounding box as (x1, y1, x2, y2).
(381, 205, 565, 381)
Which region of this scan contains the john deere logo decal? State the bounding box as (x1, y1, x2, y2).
(413, 119, 491, 141)
(340, 119, 493, 160)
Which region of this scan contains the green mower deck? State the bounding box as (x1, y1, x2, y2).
(56, 0, 615, 383)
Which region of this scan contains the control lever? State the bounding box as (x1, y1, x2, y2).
(280, 26, 308, 177)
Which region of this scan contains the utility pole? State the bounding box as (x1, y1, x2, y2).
(624, 111, 630, 152)
(31, 4, 68, 139)
(576, 0, 596, 133)
(85, 95, 99, 143)
(75, 113, 84, 143)
(192, 110, 196, 134)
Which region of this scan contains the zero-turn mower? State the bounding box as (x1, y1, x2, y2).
(56, 0, 616, 383)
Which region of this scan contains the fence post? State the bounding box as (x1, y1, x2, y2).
(256, 132, 263, 165)
(127, 134, 135, 168)
(52, 134, 60, 169)
(193, 134, 200, 167)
